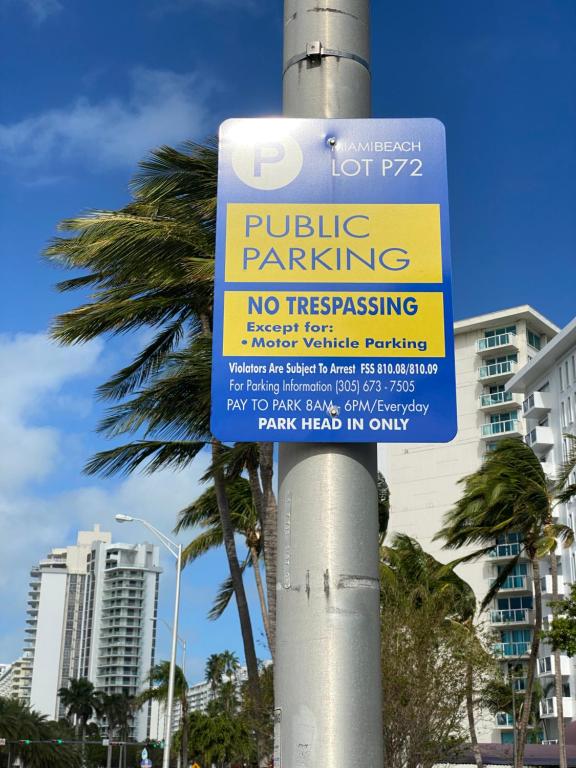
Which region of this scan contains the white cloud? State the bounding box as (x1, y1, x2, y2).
(0, 68, 215, 173)
(21, 0, 62, 23)
(0, 333, 102, 490)
(0, 330, 212, 663)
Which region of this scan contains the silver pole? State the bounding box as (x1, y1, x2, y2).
(277, 7, 382, 753)
(163, 545, 182, 768)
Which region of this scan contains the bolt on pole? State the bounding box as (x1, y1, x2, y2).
(275, 2, 383, 767)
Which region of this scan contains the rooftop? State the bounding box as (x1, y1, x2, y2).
(508, 315, 576, 393)
(455, 305, 559, 337)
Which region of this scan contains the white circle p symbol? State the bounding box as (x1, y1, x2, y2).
(231, 133, 303, 190)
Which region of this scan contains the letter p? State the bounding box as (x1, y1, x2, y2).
(253, 142, 285, 177)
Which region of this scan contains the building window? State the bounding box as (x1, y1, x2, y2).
(562, 402, 567, 428)
(568, 397, 573, 426)
(560, 366, 564, 391)
(485, 325, 517, 338)
(527, 330, 541, 350)
(566, 361, 571, 387)
(572, 356, 576, 382)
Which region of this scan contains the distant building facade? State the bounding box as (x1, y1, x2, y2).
(18, 526, 161, 740)
(507, 315, 576, 743)
(382, 305, 561, 742)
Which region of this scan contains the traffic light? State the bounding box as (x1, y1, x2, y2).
(18, 740, 31, 745)
(51, 739, 64, 745)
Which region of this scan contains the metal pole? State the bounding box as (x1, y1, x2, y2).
(163, 545, 182, 768)
(276, 11, 382, 762)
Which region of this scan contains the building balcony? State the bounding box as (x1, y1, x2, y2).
(491, 575, 530, 592)
(540, 697, 573, 719)
(480, 419, 522, 439)
(523, 391, 553, 420)
(538, 655, 571, 677)
(477, 333, 519, 355)
(540, 575, 565, 595)
(494, 641, 531, 658)
(490, 608, 533, 626)
(525, 427, 554, 455)
(478, 361, 517, 383)
(489, 542, 523, 560)
(495, 712, 515, 728)
(540, 460, 557, 480)
(479, 390, 521, 412)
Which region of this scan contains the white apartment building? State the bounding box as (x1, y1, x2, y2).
(80, 538, 161, 739)
(0, 662, 15, 697)
(19, 526, 161, 740)
(22, 525, 112, 716)
(0, 657, 29, 700)
(382, 305, 559, 742)
(507, 315, 576, 743)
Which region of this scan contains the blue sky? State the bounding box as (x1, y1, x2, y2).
(1, 0, 575, 680)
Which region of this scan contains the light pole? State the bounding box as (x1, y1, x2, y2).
(115, 514, 182, 768)
(151, 617, 187, 677)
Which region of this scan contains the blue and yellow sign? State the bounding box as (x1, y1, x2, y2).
(211, 118, 457, 442)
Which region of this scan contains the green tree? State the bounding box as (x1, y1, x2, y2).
(46, 142, 271, 714)
(380, 535, 494, 768)
(546, 583, 576, 656)
(98, 693, 134, 768)
(185, 709, 253, 768)
(435, 438, 574, 768)
(0, 697, 81, 768)
(57, 678, 101, 766)
(137, 661, 189, 768)
(204, 650, 241, 716)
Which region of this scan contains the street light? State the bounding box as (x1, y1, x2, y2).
(150, 618, 186, 676)
(115, 514, 182, 768)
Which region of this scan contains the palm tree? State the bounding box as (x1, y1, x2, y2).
(380, 535, 493, 768)
(381, 534, 487, 768)
(137, 662, 189, 768)
(204, 652, 241, 717)
(435, 439, 574, 768)
(46, 141, 274, 704)
(175, 476, 272, 650)
(98, 693, 134, 768)
(0, 697, 81, 768)
(57, 678, 101, 765)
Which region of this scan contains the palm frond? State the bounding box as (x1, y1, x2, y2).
(207, 554, 251, 621)
(85, 440, 205, 477)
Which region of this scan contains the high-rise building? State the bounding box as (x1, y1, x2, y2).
(80, 538, 161, 739)
(19, 526, 161, 740)
(507, 315, 576, 743)
(22, 525, 112, 716)
(0, 657, 29, 700)
(381, 305, 560, 741)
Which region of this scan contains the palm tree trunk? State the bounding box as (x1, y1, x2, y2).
(181, 694, 189, 768)
(258, 441, 277, 660)
(550, 548, 567, 768)
(515, 555, 542, 768)
(250, 544, 272, 652)
(465, 661, 483, 768)
(211, 440, 262, 709)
